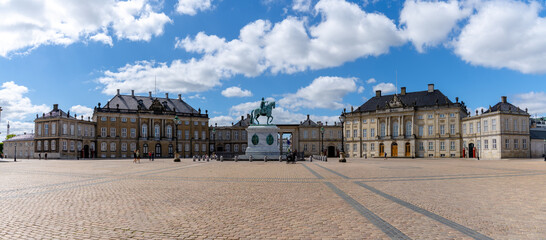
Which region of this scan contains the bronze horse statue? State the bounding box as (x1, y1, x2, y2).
(251, 101, 275, 125)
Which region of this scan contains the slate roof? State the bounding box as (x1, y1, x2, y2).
(530, 128, 546, 140)
(353, 90, 454, 113)
(484, 102, 528, 115)
(37, 108, 75, 119)
(103, 95, 198, 114)
(233, 115, 251, 127)
(4, 133, 34, 142)
(300, 116, 318, 126)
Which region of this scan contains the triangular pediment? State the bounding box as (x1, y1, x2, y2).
(388, 95, 404, 108)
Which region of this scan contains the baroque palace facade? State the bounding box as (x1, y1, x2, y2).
(343, 84, 531, 159)
(29, 85, 532, 159)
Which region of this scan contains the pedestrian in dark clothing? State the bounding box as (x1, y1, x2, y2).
(39, 153, 41, 160)
(45, 153, 47, 160)
(151, 152, 155, 161)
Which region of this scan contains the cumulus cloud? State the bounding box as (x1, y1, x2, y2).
(513, 92, 546, 116)
(221, 87, 252, 98)
(176, 0, 214, 15)
(70, 105, 94, 119)
(0, 81, 50, 140)
(209, 115, 234, 126)
(366, 78, 376, 84)
(454, 1, 546, 74)
(0, 0, 171, 57)
(357, 86, 365, 93)
(372, 82, 396, 94)
(400, 0, 469, 52)
(292, 0, 312, 12)
(279, 76, 357, 110)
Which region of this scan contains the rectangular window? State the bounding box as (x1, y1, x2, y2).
(121, 128, 127, 138)
(101, 117, 107, 122)
(463, 124, 466, 134)
(514, 119, 518, 131)
(440, 125, 445, 135)
(439, 114, 445, 118)
(380, 124, 386, 137)
(312, 130, 317, 138)
(418, 115, 424, 120)
(505, 139, 510, 149)
(45, 123, 49, 135)
(371, 119, 375, 123)
(202, 131, 206, 140)
(130, 128, 136, 138)
(194, 121, 198, 126)
(110, 142, 115, 152)
(85, 126, 89, 137)
(419, 142, 424, 150)
(70, 141, 75, 151)
(195, 143, 199, 152)
(121, 117, 127, 122)
(484, 140, 489, 149)
(121, 143, 127, 151)
(492, 119, 497, 131)
(131, 118, 136, 123)
(362, 129, 367, 139)
(353, 144, 357, 152)
(418, 126, 423, 137)
(440, 141, 445, 150)
(353, 129, 358, 138)
(63, 141, 67, 151)
(346, 130, 350, 138)
(469, 123, 474, 134)
(234, 131, 239, 140)
(363, 119, 367, 123)
(370, 128, 375, 138)
(428, 125, 433, 136)
(303, 130, 308, 139)
(37, 124, 42, 136)
(304, 144, 308, 151)
(523, 139, 527, 149)
(225, 131, 230, 140)
(484, 120, 488, 132)
(185, 144, 190, 152)
(185, 130, 190, 140)
(477, 122, 481, 133)
(194, 131, 198, 139)
(450, 124, 455, 135)
(450, 141, 455, 150)
(111, 117, 116, 122)
(52, 123, 56, 135)
(101, 127, 107, 137)
(514, 139, 518, 149)
(505, 119, 509, 131)
(492, 139, 497, 149)
(70, 125, 75, 136)
(110, 128, 116, 137)
(185, 120, 189, 125)
(370, 143, 375, 151)
(362, 143, 367, 152)
(449, 113, 455, 118)
(428, 114, 433, 119)
(428, 142, 434, 150)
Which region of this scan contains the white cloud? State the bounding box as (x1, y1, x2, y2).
(372, 82, 396, 94)
(209, 115, 234, 126)
(366, 78, 376, 84)
(513, 92, 546, 116)
(0, 0, 171, 57)
(454, 1, 546, 74)
(221, 87, 252, 98)
(292, 0, 312, 12)
(0, 81, 50, 140)
(400, 0, 469, 53)
(176, 0, 213, 15)
(188, 94, 206, 100)
(279, 76, 357, 110)
(70, 105, 94, 119)
(175, 32, 226, 54)
(357, 86, 365, 93)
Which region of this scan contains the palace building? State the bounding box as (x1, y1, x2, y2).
(342, 84, 531, 159)
(93, 90, 209, 159)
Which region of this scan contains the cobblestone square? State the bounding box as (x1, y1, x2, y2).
(1, 158, 545, 239)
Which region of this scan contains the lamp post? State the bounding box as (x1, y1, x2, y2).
(339, 113, 346, 162)
(14, 144, 17, 162)
(320, 126, 324, 155)
(173, 116, 181, 161)
(212, 128, 216, 157)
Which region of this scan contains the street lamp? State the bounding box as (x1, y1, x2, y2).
(173, 116, 181, 161)
(339, 112, 346, 163)
(14, 144, 17, 162)
(320, 126, 324, 156)
(212, 127, 216, 157)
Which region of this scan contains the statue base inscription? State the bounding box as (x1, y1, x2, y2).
(240, 125, 281, 159)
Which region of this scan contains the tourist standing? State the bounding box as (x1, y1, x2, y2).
(136, 150, 141, 163)
(133, 150, 137, 163)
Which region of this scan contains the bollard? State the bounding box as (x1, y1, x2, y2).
(220, 156, 224, 162)
(249, 155, 253, 162)
(279, 156, 282, 162)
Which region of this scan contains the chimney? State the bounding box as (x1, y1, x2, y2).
(401, 87, 406, 95)
(376, 90, 381, 97)
(131, 90, 134, 96)
(428, 84, 434, 93)
(149, 91, 152, 97)
(501, 96, 507, 103)
(241, 116, 244, 121)
(165, 93, 169, 99)
(117, 89, 120, 95)
(53, 104, 58, 111)
(178, 94, 182, 100)
(307, 114, 310, 120)
(456, 97, 459, 103)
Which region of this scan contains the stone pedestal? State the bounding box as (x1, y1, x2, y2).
(243, 125, 281, 159)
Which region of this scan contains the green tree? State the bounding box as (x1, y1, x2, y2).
(5, 134, 15, 140)
(0, 142, 3, 154)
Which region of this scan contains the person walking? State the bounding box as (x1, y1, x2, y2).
(133, 150, 137, 163)
(384, 152, 387, 160)
(39, 153, 41, 160)
(136, 150, 141, 163)
(45, 153, 48, 160)
(151, 152, 154, 161)
(148, 152, 152, 161)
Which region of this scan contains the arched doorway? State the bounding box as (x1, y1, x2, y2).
(155, 143, 161, 157)
(391, 142, 398, 157)
(327, 146, 336, 157)
(468, 143, 475, 158)
(405, 143, 410, 157)
(379, 143, 385, 156)
(83, 145, 89, 158)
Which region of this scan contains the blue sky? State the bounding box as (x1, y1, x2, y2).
(0, 0, 545, 140)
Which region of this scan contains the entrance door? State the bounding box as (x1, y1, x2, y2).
(327, 146, 336, 157)
(391, 143, 398, 157)
(155, 143, 161, 157)
(83, 145, 89, 158)
(468, 143, 475, 158)
(379, 143, 385, 156)
(405, 143, 410, 157)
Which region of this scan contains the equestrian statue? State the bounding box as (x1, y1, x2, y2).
(251, 98, 275, 125)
